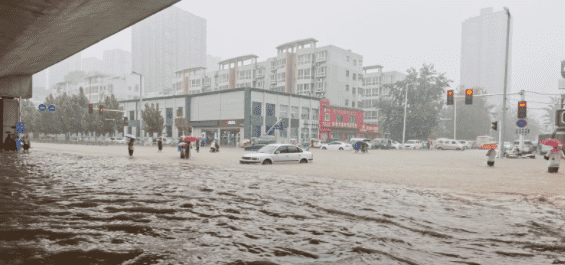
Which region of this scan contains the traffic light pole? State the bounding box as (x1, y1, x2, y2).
(500, 7, 511, 159)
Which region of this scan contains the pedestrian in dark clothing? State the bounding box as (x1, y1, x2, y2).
(196, 140, 200, 153)
(22, 136, 30, 152)
(128, 138, 135, 156)
(158, 138, 163, 152)
(4, 132, 11, 151)
(186, 142, 191, 159)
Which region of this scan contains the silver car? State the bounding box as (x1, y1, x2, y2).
(436, 139, 465, 151)
(240, 144, 313, 165)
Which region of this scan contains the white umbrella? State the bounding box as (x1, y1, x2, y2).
(124, 134, 136, 139)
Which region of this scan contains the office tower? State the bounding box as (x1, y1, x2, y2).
(48, 52, 82, 89)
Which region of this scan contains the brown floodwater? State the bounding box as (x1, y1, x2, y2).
(1, 149, 565, 265)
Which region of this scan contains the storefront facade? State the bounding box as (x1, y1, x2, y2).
(119, 87, 320, 146)
(318, 99, 378, 141)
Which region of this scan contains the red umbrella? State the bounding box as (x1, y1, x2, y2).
(540, 138, 565, 148)
(182, 136, 199, 142)
(479, 143, 497, 150)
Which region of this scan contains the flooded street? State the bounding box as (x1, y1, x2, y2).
(2, 148, 565, 265)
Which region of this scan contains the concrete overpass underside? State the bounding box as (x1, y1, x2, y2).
(0, 0, 179, 140)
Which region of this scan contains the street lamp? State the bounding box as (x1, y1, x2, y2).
(402, 86, 409, 145)
(500, 7, 511, 159)
(132, 71, 143, 138)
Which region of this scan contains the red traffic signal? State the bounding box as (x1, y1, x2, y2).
(518, 101, 527, 118)
(447, 90, 454, 105)
(89, 104, 93, 114)
(465, 89, 473, 105)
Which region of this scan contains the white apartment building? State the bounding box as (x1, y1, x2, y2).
(51, 73, 139, 103)
(360, 65, 407, 125)
(461, 7, 513, 109)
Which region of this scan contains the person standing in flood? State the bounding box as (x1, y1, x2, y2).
(547, 146, 565, 173)
(128, 138, 135, 157)
(4, 132, 13, 152)
(157, 138, 163, 153)
(486, 148, 496, 167)
(196, 139, 199, 153)
(22, 135, 30, 153)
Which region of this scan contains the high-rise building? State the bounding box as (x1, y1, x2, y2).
(132, 6, 206, 94)
(460, 7, 513, 109)
(207, 55, 221, 71)
(48, 52, 82, 89)
(82, 57, 104, 75)
(103, 49, 132, 77)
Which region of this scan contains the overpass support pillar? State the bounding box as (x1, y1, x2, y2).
(0, 75, 32, 146)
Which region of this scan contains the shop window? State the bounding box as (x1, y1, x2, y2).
(291, 128, 298, 140)
(166, 126, 172, 137)
(280, 105, 288, 118)
(177, 107, 183, 117)
(166, 108, 173, 124)
(350, 116, 356, 123)
(265, 126, 275, 135)
(325, 113, 330, 121)
(266, 103, 275, 116)
(291, 106, 299, 119)
(301, 107, 309, 120)
(252, 102, 261, 116)
(312, 109, 319, 120)
(253, 126, 261, 138)
(337, 114, 343, 122)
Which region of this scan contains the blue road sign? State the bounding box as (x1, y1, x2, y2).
(516, 119, 527, 128)
(48, 105, 56, 111)
(39, 104, 46, 111)
(16, 122, 25, 134)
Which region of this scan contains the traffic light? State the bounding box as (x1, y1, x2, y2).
(518, 101, 527, 119)
(89, 104, 93, 114)
(561, 60, 565, 78)
(99, 105, 104, 115)
(491, 121, 497, 131)
(465, 89, 473, 105)
(124, 117, 128, 126)
(447, 90, 454, 105)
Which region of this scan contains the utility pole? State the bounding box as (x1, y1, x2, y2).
(519, 90, 525, 151)
(454, 92, 457, 140)
(132, 72, 143, 138)
(402, 85, 408, 145)
(500, 7, 511, 159)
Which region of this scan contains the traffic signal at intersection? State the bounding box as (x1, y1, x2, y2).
(447, 90, 453, 105)
(491, 121, 497, 131)
(99, 105, 104, 115)
(465, 89, 473, 105)
(518, 101, 527, 119)
(89, 104, 93, 114)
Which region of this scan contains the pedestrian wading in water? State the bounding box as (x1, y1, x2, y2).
(158, 138, 163, 152)
(128, 138, 135, 156)
(486, 149, 496, 167)
(546, 146, 565, 173)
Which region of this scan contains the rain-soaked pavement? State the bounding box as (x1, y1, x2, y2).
(2, 149, 565, 265)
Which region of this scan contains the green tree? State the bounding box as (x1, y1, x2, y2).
(141, 103, 165, 136)
(101, 94, 125, 137)
(378, 64, 452, 142)
(542, 96, 560, 132)
(21, 100, 41, 135)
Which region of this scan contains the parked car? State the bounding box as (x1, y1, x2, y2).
(311, 139, 323, 148)
(349, 138, 373, 149)
(244, 139, 277, 151)
(435, 139, 465, 151)
(503, 141, 512, 150)
(240, 144, 313, 165)
(372, 138, 393, 149)
(390, 140, 402, 149)
(324, 138, 340, 143)
(114, 138, 126, 144)
(403, 140, 424, 150)
(320, 141, 353, 151)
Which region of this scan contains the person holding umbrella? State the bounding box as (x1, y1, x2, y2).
(481, 142, 497, 167)
(541, 139, 565, 173)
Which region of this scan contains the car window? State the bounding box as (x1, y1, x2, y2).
(257, 145, 278, 154)
(451, 141, 456, 144)
(287, 146, 300, 153)
(513, 141, 519, 145)
(276, 146, 288, 153)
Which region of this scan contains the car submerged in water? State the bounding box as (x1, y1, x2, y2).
(240, 144, 313, 165)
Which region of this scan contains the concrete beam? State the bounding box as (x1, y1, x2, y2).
(0, 75, 32, 98)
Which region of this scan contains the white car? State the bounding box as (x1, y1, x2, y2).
(311, 140, 323, 148)
(458, 140, 473, 149)
(114, 138, 126, 144)
(403, 140, 423, 149)
(391, 140, 402, 149)
(240, 144, 313, 165)
(320, 141, 353, 151)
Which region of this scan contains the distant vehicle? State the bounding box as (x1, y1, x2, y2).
(503, 141, 512, 150)
(537, 134, 553, 155)
(244, 138, 277, 151)
(372, 138, 393, 149)
(114, 138, 126, 144)
(321, 141, 353, 151)
(240, 144, 313, 165)
(324, 138, 340, 143)
(70, 137, 79, 142)
(403, 140, 424, 150)
(311, 139, 323, 148)
(512, 140, 535, 154)
(390, 140, 402, 149)
(458, 140, 473, 149)
(435, 139, 465, 151)
(476, 135, 494, 148)
(349, 138, 373, 149)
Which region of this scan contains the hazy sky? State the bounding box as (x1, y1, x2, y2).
(81, 0, 564, 120)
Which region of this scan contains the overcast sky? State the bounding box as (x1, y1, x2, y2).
(81, 0, 564, 121)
